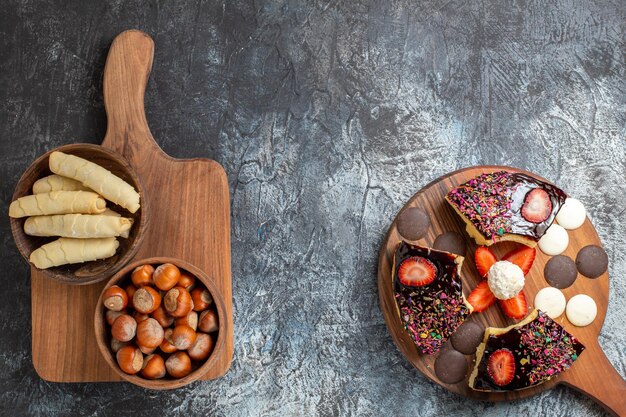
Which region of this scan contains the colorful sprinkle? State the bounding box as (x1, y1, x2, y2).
(447, 171, 567, 242)
(473, 311, 585, 391)
(394, 242, 470, 355)
(446, 171, 514, 240)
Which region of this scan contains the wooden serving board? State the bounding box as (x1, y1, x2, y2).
(378, 166, 626, 415)
(31, 30, 234, 382)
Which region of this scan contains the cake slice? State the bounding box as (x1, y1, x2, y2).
(445, 171, 567, 247)
(392, 241, 472, 355)
(469, 310, 584, 391)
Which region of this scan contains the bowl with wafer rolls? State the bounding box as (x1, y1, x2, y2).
(9, 143, 148, 285)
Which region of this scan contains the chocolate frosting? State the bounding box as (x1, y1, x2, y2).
(472, 311, 584, 391)
(393, 242, 470, 355)
(446, 171, 567, 241)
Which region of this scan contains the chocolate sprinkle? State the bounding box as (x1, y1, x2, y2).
(544, 255, 578, 289)
(446, 171, 566, 242)
(396, 207, 430, 241)
(394, 242, 470, 355)
(472, 311, 584, 391)
(576, 245, 609, 279)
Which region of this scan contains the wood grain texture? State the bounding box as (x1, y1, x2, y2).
(31, 30, 234, 382)
(378, 166, 626, 416)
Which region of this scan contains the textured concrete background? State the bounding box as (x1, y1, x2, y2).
(1, 0, 624, 416)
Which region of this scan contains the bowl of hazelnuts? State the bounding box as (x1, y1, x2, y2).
(94, 257, 226, 389)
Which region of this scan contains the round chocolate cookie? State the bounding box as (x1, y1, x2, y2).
(576, 245, 609, 278)
(396, 207, 430, 241)
(450, 321, 485, 355)
(433, 231, 466, 256)
(544, 255, 578, 289)
(434, 348, 468, 384)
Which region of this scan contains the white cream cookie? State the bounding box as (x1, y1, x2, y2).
(534, 287, 566, 319)
(566, 294, 597, 327)
(538, 224, 569, 256)
(556, 198, 586, 230)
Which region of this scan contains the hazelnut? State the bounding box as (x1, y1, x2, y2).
(110, 338, 129, 353)
(103, 286, 128, 311)
(116, 345, 143, 375)
(191, 288, 213, 311)
(131, 264, 155, 287)
(141, 354, 166, 379)
(133, 286, 162, 314)
(170, 324, 197, 350)
(111, 314, 137, 342)
(136, 318, 165, 349)
(125, 284, 138, 300)
(160, 328, 178, 353)
(164, 287, 192, 317)
(165, 351, 192, 378)
(133, 311, 150, 323)
(139, 345, 156, 355)
(153, 263, 181, 291)
(178, 272, 196, 291)
(187, 333, 214, 361)
(175, 311, 198, 331)
(198, 309, 219, 333)
(105, 309, 126, 326)
(151, 304, 174, 328)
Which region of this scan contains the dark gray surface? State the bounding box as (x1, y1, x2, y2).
(1, 0, 624, 416)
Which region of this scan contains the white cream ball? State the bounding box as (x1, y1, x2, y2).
(487, 261, 525, 300)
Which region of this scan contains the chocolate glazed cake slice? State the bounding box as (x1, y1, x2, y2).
(469, 310, 584, 392)
(445, 171, 567, 247)
(392, 242, 472, 355)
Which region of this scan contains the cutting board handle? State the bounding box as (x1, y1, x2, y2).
(560, 340, 626, 416)
(102, 30, 160, 155)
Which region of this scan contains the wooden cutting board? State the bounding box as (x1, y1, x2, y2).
(378, 166, 626, 416)
(31, 30, 234, 382)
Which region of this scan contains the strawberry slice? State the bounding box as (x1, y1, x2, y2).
(498, 291, 528, 320)
(475, 246, 498, 278)
(487, 348, 516, 386)
(521, 188, 552, 223)
(397, 256, 437, 287)
(467, 280, 497, 312)
(502, 246, 536, 275)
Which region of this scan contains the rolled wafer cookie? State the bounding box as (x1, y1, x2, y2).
(102, 208, 121, 217)
(32, 174, 90, 194)
(24, 214, 133, 238)
(9, 191, 106, 218)
(49, 151, 140, 213)
(29, 237, 119, 269)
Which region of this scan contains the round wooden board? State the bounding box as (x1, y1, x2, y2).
(377, 166, 626, 414)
